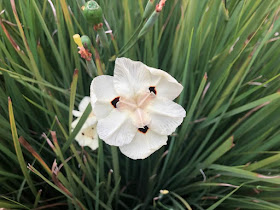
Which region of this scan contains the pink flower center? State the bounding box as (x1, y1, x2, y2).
(117, 91, 155, 128)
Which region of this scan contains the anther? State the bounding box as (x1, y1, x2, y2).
(149, 86, 157, 95)
(111, 97, 120, 108)
(138, 126, 149, 134)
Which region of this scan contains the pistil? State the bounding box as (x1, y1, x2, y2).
(137, 92, 154, 108)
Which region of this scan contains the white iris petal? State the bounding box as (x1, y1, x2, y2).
(97, 109, 137, 146)
(78, 96, 91, 112)
(114, 57, 151, 97)
(119, 130, 168, 160)
(148, 66, 184, 100)
(147, 97, 186, 135)
(71, 96, 98, 151)
(90, 57, 186, 159)
(90, 75, 118, 119)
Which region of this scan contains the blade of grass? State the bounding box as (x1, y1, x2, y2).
(8, 97, 37, 196)
(206, 184, 241, 210)
(68, 69, 79, 134)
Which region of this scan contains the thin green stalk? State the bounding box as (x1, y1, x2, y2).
(8, 97, 37, 196)
(111, 146, 120, 205)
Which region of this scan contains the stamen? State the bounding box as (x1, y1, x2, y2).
(119, 98, 137, 109)
(137, 92, 153, 107)
(149, 86, 157, 95)
(138, 126, 149, 134)
(111, 97, 120, 108)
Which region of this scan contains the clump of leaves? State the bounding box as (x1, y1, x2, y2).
(0, 0, 280, 209)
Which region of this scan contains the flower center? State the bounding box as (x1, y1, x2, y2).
(114, 89, 156, 129)
(117, 91, 155, 111)
(110, 87, 158, 130)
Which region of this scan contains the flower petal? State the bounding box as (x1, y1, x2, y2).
(78, 96, 91, 112)
(90, 75, 119, 119)
(75, 125, 99, 151)
(72, 110, 82, 118)
(148, 67, 183, 100)
(119, 129, 167, 159)
(131, 108, 151, 128)
(147, 97, 186, 135)
(71, 115, 97, 131)
(97, 109, 137, 146)
(114, 57, 151, 97)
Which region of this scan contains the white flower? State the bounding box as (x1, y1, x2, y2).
(90, 57, 186, 159)
(71, 96, 98, 150)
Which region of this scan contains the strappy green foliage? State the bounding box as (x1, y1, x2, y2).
(0, 0, 280, 209)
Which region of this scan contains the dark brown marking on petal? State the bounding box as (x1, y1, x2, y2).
(111, 97, 120, 108)
(138, 126, 149, 134)
(149, 86, 157, 95)
(82, 132, 85, 135)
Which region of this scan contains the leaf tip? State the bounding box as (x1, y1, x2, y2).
(230, 136, 235, 148)
(73, 69, 79, 76)
(203, 73, 208, 80)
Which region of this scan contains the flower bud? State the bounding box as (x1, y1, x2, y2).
(82, 0, 103, 25)
(142, 0, 157, 20)
(73, 34, 92, 61)
(81, 35, 92, 49)
(156, 0, 166, 12)
(138, 0, 167, 38)
(73, 34, 83, 47)
(138, 11, 159, 38)
(160, 190, 169, 195)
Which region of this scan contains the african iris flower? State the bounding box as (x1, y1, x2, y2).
(90, 57, 186, 159)
(72, 96, 98, 151)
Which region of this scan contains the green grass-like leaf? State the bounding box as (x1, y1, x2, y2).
(8, 97, 37, 196)
(0, 0, 280, 209)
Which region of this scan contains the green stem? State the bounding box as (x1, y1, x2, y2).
(118, 21, 144, 55)
(98, 138, 105, 182)
(86, 59, 97, 77)
(97, 27, 110, 52)
(96, 138, 104, 210)
(111, 146, 120, 206)
(118, 39, 138, 57)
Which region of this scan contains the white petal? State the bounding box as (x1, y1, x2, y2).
(71, 118, 79, 129)
(148, 67, 183, 100)
(97, 109, 137, 146)
(72, 110, 82, 118)
(75, 124, 99, 151)
(71, 115, 97, 130)
(147, 97, 186, 135)
(119, 130, 167, 160)
(78, 96, 91, 112)
(114, 57, 151, 97)
(83, 115, 97, 129)
(93, 101, 116, 119)
(131, 108, 151, 128)
(90, 75, 119, 119)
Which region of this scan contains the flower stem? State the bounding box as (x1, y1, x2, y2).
(111, 146, 120, 202)
(92, 46, 104, 75)
(118, 21, 144, 55)
(86, 59, 97, 77)
(97, 27, 110, 54)
(96, 138, 104, 210)
(98, 138, 105, 182)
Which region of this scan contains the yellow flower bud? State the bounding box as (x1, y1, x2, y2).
(160, 190, 169, 195)
(73, 34, 83, 47)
